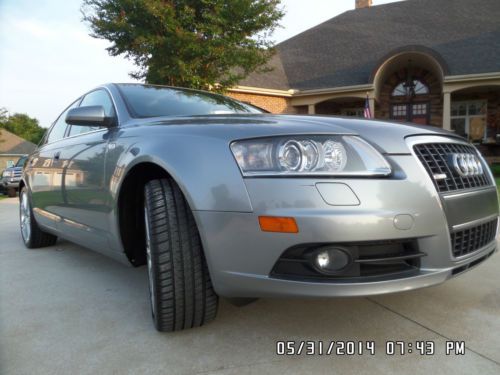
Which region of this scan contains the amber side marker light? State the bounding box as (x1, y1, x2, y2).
(258, 216, 299, 233)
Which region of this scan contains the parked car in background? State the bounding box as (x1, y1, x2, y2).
(1, 155, 27, 197)
(19, 83, 499, 332)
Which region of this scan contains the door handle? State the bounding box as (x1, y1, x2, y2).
(53, 151, 61, 160)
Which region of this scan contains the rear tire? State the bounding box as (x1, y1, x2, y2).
(19, 187, 57, 248)
(144, 178, 218, 332)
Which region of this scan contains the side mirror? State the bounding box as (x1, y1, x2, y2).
(65, 106, 115, 127)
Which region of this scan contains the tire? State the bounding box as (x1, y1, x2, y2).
(144, 178, 218, 332)
(19, 187, 58, 248)
(7, 188, 16, 197)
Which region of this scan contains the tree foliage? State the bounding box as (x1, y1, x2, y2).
(82, 0, 284, 90)
(0, 109, 46, 145)
(0, 108, 7, 123)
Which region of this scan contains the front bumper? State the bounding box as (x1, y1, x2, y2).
(201, 246, 495, 298)
(1, 177, 20, 190)
(194, 144, 499, 298)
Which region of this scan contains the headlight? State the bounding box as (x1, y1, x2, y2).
(2, 171, 12, 178)
(230, 135, 391, 176)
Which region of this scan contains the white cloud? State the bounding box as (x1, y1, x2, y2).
(11, 19, 57, 39)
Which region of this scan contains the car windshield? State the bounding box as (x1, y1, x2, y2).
(118, 84, 263, 118)
(15, 156, 27, 167)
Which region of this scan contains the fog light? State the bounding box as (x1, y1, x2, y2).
(313, 247, 351, 273)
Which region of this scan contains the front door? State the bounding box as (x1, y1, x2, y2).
(28, 99, 80, 230)
(55, 89, 116, 251)
(391, 102, 430, 125)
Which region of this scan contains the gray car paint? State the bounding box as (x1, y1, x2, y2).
(22, 83, 499, 297)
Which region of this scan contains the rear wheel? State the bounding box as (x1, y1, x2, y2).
(144, 178, 218, 332)
(19, 187, 57, 248)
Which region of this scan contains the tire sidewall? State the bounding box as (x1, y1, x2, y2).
(143, 196, 160, 328)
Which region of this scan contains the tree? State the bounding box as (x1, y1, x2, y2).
(0, 108, 7, 124)
(82, 0, 284, 90)
(0, 113, 46, 145)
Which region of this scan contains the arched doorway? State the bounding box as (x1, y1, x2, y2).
(387, 65, 435, 125)
(372, 48, 446, 126)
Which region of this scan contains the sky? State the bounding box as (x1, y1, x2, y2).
(0, 0, 400, 127)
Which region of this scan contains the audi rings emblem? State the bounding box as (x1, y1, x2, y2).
(450, 153, 483, 177)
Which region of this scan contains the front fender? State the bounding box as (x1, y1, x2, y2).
(111, 129, 253, 213)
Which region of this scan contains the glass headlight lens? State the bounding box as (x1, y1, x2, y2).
(278, 140, 302, 171)
(322, 140, 347, 172)
(230, 135, 391, 176)
(300, 140, 320, 171)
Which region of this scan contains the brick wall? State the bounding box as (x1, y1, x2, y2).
(227, 91, 296, 114)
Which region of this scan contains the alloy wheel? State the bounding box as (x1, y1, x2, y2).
(20, 191, 31, 243)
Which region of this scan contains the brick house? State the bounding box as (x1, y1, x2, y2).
(228, 0, 500, 156)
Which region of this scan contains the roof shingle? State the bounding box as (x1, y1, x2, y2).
(0, 129, 37, 155)
(239, 0, 500, 91)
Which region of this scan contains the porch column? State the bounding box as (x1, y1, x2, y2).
(369, 97, 375, 118)
(442, 91, 451, 130)
(308, 104, 316, 115)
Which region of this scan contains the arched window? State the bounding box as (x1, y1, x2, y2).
(392, 79, 429, 97)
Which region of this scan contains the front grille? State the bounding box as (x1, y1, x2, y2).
(413, 143, 490, 193)
(451, 219, 497, 257)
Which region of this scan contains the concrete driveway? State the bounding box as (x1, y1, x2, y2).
(1, 197, 499, 375)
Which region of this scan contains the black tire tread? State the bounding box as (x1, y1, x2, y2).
(144, 178, 218, 332)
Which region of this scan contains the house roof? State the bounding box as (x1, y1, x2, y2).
(0, 128, 37, 155)
(239, 0, 500, 91)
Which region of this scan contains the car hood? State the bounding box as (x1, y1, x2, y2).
(138, 114, 462, 154)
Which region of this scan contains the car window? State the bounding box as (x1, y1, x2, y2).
(15, 156, 27, 167)
(69, 89, 115, 136)
(46, 99, 80, 144)
(118, 84, 263, 118)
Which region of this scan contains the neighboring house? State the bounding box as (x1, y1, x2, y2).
(228, 0, 500, 155)
(0, 128, 37, 170)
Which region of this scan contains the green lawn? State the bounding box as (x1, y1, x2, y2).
(491, 164, 500, 177)
(492, 164, 500, 197)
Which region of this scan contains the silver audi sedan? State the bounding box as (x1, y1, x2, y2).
(19, 83, 498, 331)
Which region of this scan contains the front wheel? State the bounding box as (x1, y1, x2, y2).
(144, 178, 218, 332)
(19, 187, 57, 248)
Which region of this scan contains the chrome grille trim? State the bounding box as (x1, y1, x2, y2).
(413, 142, 490, 193)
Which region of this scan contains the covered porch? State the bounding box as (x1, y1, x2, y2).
(290, 49, 500, 161)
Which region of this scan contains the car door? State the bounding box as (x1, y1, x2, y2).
(28, 99, 80, 231)
(55, 89, 116, 251)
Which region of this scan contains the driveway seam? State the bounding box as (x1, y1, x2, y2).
(366, 297, 500, 367)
